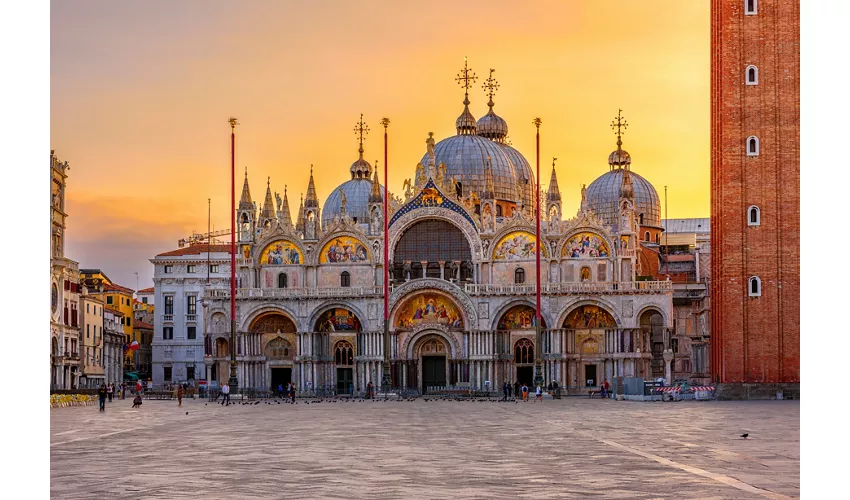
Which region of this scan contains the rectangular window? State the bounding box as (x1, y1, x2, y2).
(745, 0, 757, 15)
(164, 296, 174, 315)
(671, 338, 679, 354)
(86, 303, 90, 313)
(142, 297, 148, 304)
(210, 264, 219, 273)
(164, 265, 173, 274)
(187, 264, 196, 273)
(187, 295, 197, 315)
(187, 326, 196, 340)
(163, 327, 174, 340)
(87, 324, 90, 338)
(187, 366, 195, 380)
(163, 367, 172, 382)
(106, 296, 113, 305)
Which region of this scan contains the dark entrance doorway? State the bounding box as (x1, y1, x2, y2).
(337, 368, 353, 394)
(585, 364, 597, 386)
(271, 367, 292, 393)
(517, 366, 534, 386)
(421, 356, 446, 393)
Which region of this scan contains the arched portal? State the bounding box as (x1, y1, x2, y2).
(413, 333, 451, 394)
(497, 305, 546, 330)
(392, 219, 472, 282)
(250, 312, 297, 334)
(514, 338, 535, 386)
(334, 340, 355, 394)
(564, 304, 618, 387)
(640, 309, 666, 379)
(315, 308, 361, 332)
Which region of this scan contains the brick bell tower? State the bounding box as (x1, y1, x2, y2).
(710, 0, 800, 389)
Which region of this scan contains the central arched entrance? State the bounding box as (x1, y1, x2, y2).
(413, 333, 450, 393)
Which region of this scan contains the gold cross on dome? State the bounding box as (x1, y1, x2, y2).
(482, 68, 499, 103)
(455, 56, 478, 92)
(611, 109, 628, 140)
(353, 114, 369, 151)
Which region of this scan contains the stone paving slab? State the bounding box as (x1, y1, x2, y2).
(51, 397, 799, 499)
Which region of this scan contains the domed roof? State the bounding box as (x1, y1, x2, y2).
(421, 134, 519, 201)
(585, 168, 661, 229)
(498, 143, 534, 209)
(350, 157, 372, 179)
(477, 108, 508, 141)
(608, 148, 631, 168)
(322, 178, 385, 227)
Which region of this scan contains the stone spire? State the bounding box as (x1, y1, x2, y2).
(482, 156, 495, 199)
(547, 161, 561, 202)
(304, 165, 319, 208)
(369, 167, 383, 203)
(261, 177, 276, 220)
(620, 164, 635, 200)
(239, 167, 253, 210)
(279, 186, 292, 228)
(296, 194, 304, 233)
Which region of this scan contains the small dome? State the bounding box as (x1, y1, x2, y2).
(608, 148, 631, 168)
(585, 168, 661, 229)
(477, 108, 508, 141)
(322, 178, 386, 227)
(422, 134, 518, 201)
(350, 157, 372, 179)
(455, 95, 477, 135)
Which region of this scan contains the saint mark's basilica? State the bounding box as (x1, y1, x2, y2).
(171, 65, 680, 395)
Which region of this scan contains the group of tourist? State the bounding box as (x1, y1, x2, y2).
(501, 381, 544, 402)
(275, 383, 297, 403)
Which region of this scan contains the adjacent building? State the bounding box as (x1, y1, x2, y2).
(103, 308, 125, 387)
(79, 293, 105, 388)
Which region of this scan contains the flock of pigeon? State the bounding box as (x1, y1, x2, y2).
(203, 396, 531, 407)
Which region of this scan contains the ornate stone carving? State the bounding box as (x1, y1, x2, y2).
(623, 299, 634, 319)
(478, 301, 489, 319)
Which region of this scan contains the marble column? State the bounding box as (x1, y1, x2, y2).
(663, 349, 674, 385)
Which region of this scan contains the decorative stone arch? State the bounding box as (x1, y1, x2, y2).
(557, 228, 615, 261)
(637, 304, 670, 329)
(240, 304, 300, 333)
(490, 299, 552, 331)
(208, 310, 228, 340)
(389, 279, 477, 330)
(264, 336, 294, 360)
(388, 209, 483, 263)
(254, 232, 306, 268)
(402, 326, 461, 360)
(312, 229, 372, 266)
(557, 299, 622, 329)
(308, 302, 366, 332)
(513, 337, 535, 364)
(489, 220, 536, 258)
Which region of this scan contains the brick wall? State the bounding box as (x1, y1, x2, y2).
(710, 0, 800, 383)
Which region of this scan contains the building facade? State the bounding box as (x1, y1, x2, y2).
(184, 68, 680, 395)
(51, 151, 82, 390)
(710, 0, 800, 388)
(150, 245, 231, 385)
(103, 308, 125, 387)
(79, 294, 105, 388)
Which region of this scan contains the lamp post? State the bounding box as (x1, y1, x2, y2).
(533, 117, 544, 389)
(380, 117, 392, 395)
(228, 117, 239, 392)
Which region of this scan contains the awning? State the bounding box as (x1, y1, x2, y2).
(124, 372, 140, 380)
(660, 233, 696, 246)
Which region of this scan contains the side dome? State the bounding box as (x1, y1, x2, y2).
(477, 110, 508, 141)
(322, 178, 385, 227)
(498, 143, 534, 209)
(585, 169, 661, 229)
(421, 134, 519, 201)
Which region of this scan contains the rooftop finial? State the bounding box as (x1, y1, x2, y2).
(455, 56, 478, 104)
(611, 109, 628, 151)
(354, 113, 369, 158)
(482, 68, 499, 108)
(455, 57, 479, 135)
(229, 117, 239, 130)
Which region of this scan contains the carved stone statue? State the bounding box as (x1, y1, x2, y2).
(426, 132, 436, 158)
(403, 178, 414, 199)
(415, 163, 426, 188)
(275, 192, 282, 212)
(403, 261, 412, 281)
(339, 188, 347, 211)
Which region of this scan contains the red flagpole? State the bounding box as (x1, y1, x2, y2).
(228, 117, 238, 390)
(381, 117, 391, 391)
(533, 117, 542, 387)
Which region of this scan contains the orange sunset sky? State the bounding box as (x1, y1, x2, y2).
(51, 0, 709, 289)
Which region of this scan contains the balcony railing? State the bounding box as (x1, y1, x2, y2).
(465, 281, 673, 295)
(163, 314, 174, 322)
(205, 287, 384, 300)
(186, 314, 197, 323)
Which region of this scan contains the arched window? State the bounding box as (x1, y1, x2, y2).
(496, 205, 503, 217)
(746, 65, 758, 85)
(644, 231, 651, 242)
(655, 233, 661, 244)
(745, 0, 757, 15)
(514, 268, 525, 284)
(514, 338, 534, 364)
(748, 205, 761, 226)
(278, 273, 288, 288)
(340, 271, 351, 287)
(747, 136, 760, 156)
(639, 213, 644, 225)
(334, 340, 354, 366)
(749, 276, 762, 297)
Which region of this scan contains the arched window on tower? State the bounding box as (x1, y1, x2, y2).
(340, 271, 351, 288)
(496, 205, 503, 217)
(514, 268, 525, 284)
(278, 273, 288, 289)
(639, 213, 644, 225)
(747, 136, 760, 156)
(745, 0, 757, 15)
(746, 65, 759, 85)
(748, 205, 761, 226)
(645, 231, 651, 242)
(748, 276, 762, 297)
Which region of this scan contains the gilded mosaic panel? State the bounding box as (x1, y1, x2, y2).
(562, 232, 610, 258)
(395, 292, 464, 330)
(320, 236, 369, 263)
(259, 240, 303, 265)
(493, 231, 548, 260)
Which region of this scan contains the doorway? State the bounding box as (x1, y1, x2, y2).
(585, 364, 597, 386)
(421, 356, 446, 393)
(336, 368, 353, 394)
(271, 367, 292, 392)
(517, 366, 534, 386)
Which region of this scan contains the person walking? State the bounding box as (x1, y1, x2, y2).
(135, 380, 142, 395)
(602, 379, 610, 399)
(221, 383, 230, 406)
(289, 383, 296, 404)
(521, 384, 529, 402)
(502, 381, 509, 401)
(106, 383, 114, 403)
(514, 381, 521, 399)
(535, 384, 543, 403)
(507, 381, 513, 398)
(177, 384, 184, 406)
(277, 384, 284, 398)
(97, 384, 108, 412)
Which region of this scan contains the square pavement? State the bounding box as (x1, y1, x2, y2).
(51, 396, 799, 499)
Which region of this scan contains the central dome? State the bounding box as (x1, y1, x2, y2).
(322, 178, 385, 227)
(420, 134, 519, 201)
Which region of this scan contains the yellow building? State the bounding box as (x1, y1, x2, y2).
(80, 269, 135, 338)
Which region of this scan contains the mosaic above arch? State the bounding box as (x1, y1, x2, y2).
(320, 236, 369, 263)
(395, 292, 464, 330)
(563, 305, 617, 329)
(497, 305, 546, 330)
(260, 240, 303, 265)
(562, 232, 610, 258)
(493, 231, 548, 260)
(315, 308, 361, 332)
(250, 312, 297, 334)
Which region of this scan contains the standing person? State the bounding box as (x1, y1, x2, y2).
(289, 383, 296, 404)
(135, 380, 142, 395)
(147, 379, 153, 393)
(177, 384, 184, 407)
(507, 381, 513, 398)
(535, 384, 543, 403)
(502, 381, 509, 402)
(106, 383, 114, 403)
(277, 383, 284, 398)
(221, 382, 230, 406)
(521, 384, 529, 402)
(97, 384, 108, 412)
(602, 378, 610, 399)
(514, 381, 521, 399)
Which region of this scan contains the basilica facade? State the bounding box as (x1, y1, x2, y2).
(196, 72, 675, 395)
